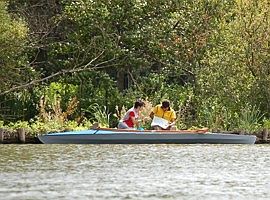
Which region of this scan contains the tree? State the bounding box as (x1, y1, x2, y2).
(195, 0, 270, 129)
(0, 1, 29, 93)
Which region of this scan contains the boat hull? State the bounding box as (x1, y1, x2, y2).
(38, 129, 256, 144)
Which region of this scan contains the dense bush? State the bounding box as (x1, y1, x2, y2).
(1, 0, 270, 134)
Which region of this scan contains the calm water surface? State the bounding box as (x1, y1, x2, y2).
(0, 144, 269, 200)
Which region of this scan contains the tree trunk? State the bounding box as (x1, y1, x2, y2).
(17, 128, 26, 143)
(0, 128, 4, 143)
(262, 128, 268, 141)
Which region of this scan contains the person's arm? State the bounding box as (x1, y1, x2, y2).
(169, 120, 176, 126)
(149, 111, 155, 119)
(149, 106, 157, 119)
(131, 116, 138, 126)
(168, 111, 177, 126)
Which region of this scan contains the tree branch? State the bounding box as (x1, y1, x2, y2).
(0, 53, 116, 96)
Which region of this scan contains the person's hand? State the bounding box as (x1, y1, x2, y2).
(168, 122, 175, 127)
(142, 116, 151, 122)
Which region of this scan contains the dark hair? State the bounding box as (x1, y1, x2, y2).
(134, 100, 145, 108)
(161, 100, 170, 109)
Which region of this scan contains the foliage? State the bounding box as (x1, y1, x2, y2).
(19, 81, 81, 135)
(85, 103, 111, 128)
(0, 118, 92, 136)
(65, 71, 122, 114)
(114, 105, 127, 121)
(235, 0, 270, 115)
(138, 99, 153, 129)
(0, 121, 5, 128)
(38, 94, 79, 123)
(9, 120, 30, 130)
(1, 0, 270, 134)
(263, 118, 270, 129)
(237, 104, 264, 134)
(195, 0, 270, 132)
(196, 98, 230, 131)
(0, 1, 32, 93)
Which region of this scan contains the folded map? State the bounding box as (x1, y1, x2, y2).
(151, 116, 169, 129)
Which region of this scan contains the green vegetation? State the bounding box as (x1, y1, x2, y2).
(0, 0, 270, 136)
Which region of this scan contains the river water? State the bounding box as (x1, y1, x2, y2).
(0, 144, 269, 200)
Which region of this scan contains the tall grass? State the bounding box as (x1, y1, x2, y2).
(237, 104, 264, 134)
(87, 103, 111, 128)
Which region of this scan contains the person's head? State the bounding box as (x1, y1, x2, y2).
(161, 100, 170, 111)
(134, 100, 145, 110)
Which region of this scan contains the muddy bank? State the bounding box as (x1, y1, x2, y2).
(0, 129, 41, 144)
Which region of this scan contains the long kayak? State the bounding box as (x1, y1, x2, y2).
(38, 128, 257, 144)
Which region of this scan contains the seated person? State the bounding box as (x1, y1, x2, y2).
(149, 100, 176, 130)
(118, 100, 145, 129)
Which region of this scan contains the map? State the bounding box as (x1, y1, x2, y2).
(151, 116, 169, 129)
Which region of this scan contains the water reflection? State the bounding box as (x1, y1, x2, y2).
(0, 144, 269, 199)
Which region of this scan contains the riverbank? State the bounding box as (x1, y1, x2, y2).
(0, 129, 41, 144)
(0, 128, 269, 144)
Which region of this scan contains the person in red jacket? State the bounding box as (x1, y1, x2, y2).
(118, 100, 145, 129)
